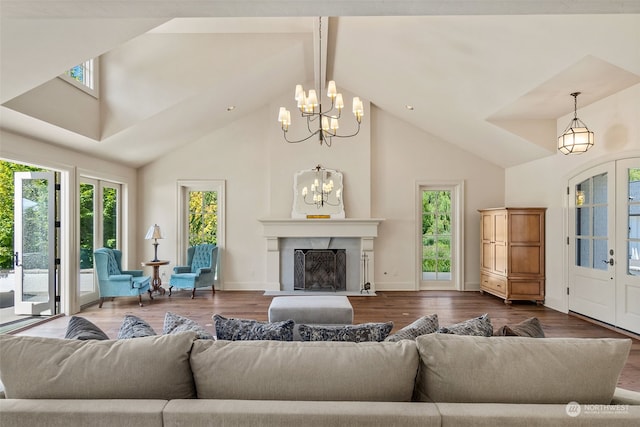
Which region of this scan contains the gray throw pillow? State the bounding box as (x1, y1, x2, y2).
(385, 314, 438, 342)
(213, 314, 294, 341)
(64, 316, 109, 340)
(163, 311, 214, 340)
(494, 317, 545, 338)
(299, 322, 393, 342)
(117, 314, 156, 339)
(437, 313, 493, 337)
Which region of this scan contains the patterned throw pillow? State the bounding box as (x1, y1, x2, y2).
(64, 316, 109, 340)
(213, 314, 294, 341)
(117, 314, 157, 339)
(298, 322, 394, 342)
(437, 313, 493, 337)
(163, 311, 214, 340)
(494, 317, 545, 338)
(385, 314, 438, 342)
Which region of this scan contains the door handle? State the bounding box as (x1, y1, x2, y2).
(14, 251, 21, 267)
(602, 258, 614, 266)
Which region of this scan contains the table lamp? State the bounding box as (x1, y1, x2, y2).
(145, 224, 164, 262)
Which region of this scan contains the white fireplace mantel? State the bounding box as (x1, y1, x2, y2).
(259, 218, 383, 239)
(258, 218, 384, 292)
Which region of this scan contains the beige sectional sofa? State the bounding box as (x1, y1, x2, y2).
(0, 332, 639, 426)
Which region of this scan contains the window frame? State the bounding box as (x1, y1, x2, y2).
(415, 180, 464, 291)
(59, 58, 99, 98)
(177, 180, 225, 286)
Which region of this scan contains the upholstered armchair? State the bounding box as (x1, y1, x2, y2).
(169, 244, 218, 298)
(93, 248, 152, 307)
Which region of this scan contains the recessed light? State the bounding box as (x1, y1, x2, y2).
(405, 105, 414, 111)
(226, 106, 236, 112)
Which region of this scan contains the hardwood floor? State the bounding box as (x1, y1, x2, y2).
(14, 289, 640, 392)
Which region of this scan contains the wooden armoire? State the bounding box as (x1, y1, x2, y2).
(479, 207, 546, 304)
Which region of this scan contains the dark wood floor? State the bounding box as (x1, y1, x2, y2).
(14, 290, 640, 392)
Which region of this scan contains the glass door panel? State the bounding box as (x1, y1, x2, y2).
(13, 172, 56, 315)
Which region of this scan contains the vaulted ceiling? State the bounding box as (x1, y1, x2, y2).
(1, 1, 639, 168)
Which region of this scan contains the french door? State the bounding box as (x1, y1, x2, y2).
(13, 172, 57, 315)
(78, 178, 120, 306)
(568, 159, 640, 334)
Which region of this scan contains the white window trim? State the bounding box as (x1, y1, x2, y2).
(415, 180, 464, 291)
(58, 58, 99, 98)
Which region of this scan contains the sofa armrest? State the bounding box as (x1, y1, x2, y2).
(611, 387, 640, 405)
(121, 269, 143, 277)
(173, 266, 191, 274)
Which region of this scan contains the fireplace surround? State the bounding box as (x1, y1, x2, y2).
(259, 218, 383, 293)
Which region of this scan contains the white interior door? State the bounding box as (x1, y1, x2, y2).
(568, 159, 640, 334)
(13, 172, 56, 315)
(615, 158, 640, 334)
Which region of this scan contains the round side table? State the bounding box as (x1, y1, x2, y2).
(142, 260, 169, 295)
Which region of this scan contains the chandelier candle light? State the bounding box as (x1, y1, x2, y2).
(278, 17, 364, 146)
(558, 92, 594, 155)
(302, 165, 342, 208)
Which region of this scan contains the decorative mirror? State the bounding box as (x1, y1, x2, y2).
(292, 165, 345, 219)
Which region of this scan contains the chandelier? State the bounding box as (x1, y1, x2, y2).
(558, 92, 594, 155)
(277, 17, 364, 147)
(301, 165, 342, 208)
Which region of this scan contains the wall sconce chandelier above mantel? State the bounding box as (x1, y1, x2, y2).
(558, 92, 594, 155)
(277, 17, 364, 147)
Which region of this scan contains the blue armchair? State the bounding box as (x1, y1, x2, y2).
(94, 248, 152, 307)
(169, 244, 218, 299)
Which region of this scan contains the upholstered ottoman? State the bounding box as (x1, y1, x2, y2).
(268, 296, 354, 325)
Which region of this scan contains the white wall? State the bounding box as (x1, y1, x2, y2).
(505, 83, 640, 312)
(0, 129, 138, 314)
(371, 108, 505, 290)
(139, 97, 505, 291)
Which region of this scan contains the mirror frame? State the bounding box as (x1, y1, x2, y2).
(292, 166, 345, 218)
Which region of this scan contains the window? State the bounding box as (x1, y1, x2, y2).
(188, 190, 218, 246)
(60, 58, 98, 97)
(417, 181, 463, 290)
(178, 180, 225, 278)
(421, 190, 452, 281)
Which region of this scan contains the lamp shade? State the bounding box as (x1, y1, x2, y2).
(145, 224, 163, 240)
(558, 121, 594, 155)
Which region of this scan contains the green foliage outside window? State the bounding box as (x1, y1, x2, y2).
(189, 191, 218, 246)
(422, 190, 452, 276)
(0, 161, 43, 269)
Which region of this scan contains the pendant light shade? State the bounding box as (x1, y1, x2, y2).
(558, 92, 594, 155)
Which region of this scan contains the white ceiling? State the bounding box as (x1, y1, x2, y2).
(1, 1, 639, 168)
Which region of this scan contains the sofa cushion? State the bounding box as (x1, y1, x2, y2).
(64, 316, 109, 340)
(163, 400, 442, 427)
(436, 313, 493, 336)
(298, 322, 393, 342)
(385, 314, 438, 342)
(190, 339, 419, 401)
(117, 314, 157, 339)
(213, 314, 293, 341)
(415, 334, 631, 404)
(494, 317, 545, 338)
(0, 332, 197, 399)
(163, 311, 214, 340)
(0, 400, 167, 427)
